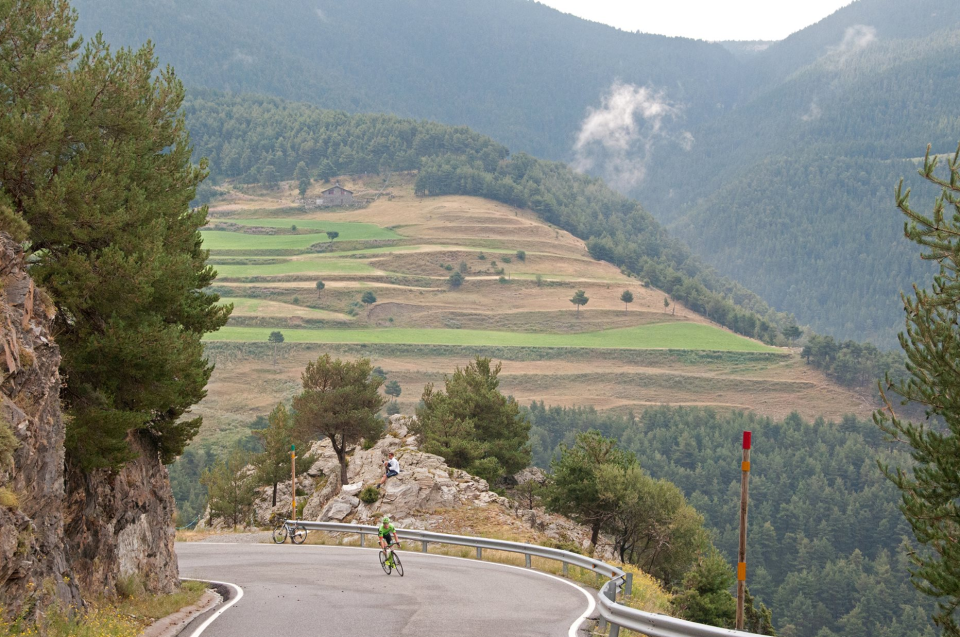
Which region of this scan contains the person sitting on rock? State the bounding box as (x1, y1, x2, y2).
(377, 451, 400, 489)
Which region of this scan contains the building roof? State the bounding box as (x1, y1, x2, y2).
(321, 181, 353, 195)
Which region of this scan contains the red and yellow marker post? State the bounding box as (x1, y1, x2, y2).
(291, 444, 297, 522)
(736, 431, 751, 630)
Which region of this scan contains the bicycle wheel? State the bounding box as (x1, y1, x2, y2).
(291, 523, 308, 545)
(271, 522, 288, 544)
(391, 550, 403, 577)
(379, 550, 392, 575)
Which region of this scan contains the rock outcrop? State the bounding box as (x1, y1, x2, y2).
(64, 431, 179, 596)
(0, 235, 80, 617)
(251, 415, 611, 557)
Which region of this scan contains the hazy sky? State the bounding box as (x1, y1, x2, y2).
(535, 0, 857, 41)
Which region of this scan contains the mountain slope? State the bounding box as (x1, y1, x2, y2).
(72, 0, 746, 159)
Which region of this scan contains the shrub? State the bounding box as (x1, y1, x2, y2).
(0, 487, 18, 509)
(477, 253, 486, 260)
(498, 276, 508, 284)
(0, 416, 17, 471)
(359, 486, 380, 504)
(501, 256, 512, 263)
(516, 250, 526, 262)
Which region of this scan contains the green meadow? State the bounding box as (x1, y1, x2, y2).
(201, 220, 400, 251)
(212, 257, 378, 277)
(206, 322, 777, 352)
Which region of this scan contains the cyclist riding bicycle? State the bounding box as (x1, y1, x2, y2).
(378, 515, 400, 552)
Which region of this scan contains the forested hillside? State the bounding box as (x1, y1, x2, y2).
(526, 403, 936, 637)
(638, 7, 960, 347)
(74, 0, 960, 348)
(183, 92, 792, 344)
(73, 0, 744, 160)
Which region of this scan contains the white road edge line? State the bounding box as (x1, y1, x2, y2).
(179, 577, 244, 637)
(189, 542, 596, 637)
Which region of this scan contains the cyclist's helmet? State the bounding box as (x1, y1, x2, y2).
(382, 516, 390, 525)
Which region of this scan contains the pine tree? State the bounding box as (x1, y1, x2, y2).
(413, 357, 530, 485)
(1, 1, 231, 469)
(252, 403, 315, 507)
(876, 143, 960, 636)
(570, 289, 589, 314)
(620, 289, 634, 312)
(201, 444, 256, 529)
(293, 355, 385, 486)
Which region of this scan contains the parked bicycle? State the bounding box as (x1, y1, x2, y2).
(272, 518, 308, 544)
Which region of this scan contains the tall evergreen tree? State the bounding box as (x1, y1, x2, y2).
(201, 444, 256, 529)
(0, 0, 230, 469)
(293, 355, 385, 485)
(252, 403, 315, 507)
(413, 357, 530, 485)
(876, 143, 960, 636)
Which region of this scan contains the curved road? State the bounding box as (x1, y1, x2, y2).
(177, 542, 593, 637)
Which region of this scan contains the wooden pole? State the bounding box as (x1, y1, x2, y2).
(736, 431, 752, 630)
(291, 444, 297, 522)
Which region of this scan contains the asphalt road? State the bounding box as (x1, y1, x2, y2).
(177, 542, 594, 637)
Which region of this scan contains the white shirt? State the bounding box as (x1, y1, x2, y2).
(386, 458, 400, 473)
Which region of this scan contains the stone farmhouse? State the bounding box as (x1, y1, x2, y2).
(316, 181, 354, 207)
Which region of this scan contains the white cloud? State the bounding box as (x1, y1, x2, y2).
(232, 50, 255, 64)
(828, 24, 876, 64)
(315, 7, 329, 22)
(573, 82, 689, 190)
(801, 99, 822, 122)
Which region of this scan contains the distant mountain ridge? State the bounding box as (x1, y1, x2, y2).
(72, 0, 960, 347)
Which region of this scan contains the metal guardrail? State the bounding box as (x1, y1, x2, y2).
(286, 520, 762, 637)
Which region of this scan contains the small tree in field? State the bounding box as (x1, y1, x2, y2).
(664, 296, 671, 313)
(384, 380, 402, 399)
(620, 290, 634, 312)
(326, 230, 339, 243)
(315, 280, 325, 298)
(268, 330, 284, 366)
(201, 444, 256, 528)
(361, 290, 377, 305)
(782, 324, 802, 343)
(570, 289, 589, 314)
(293, 355, 386, 486)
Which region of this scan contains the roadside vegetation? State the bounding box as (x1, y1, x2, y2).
(0, 581, 206, 637)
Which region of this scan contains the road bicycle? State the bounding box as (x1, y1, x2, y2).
(379, 542, 404, 576)
(272, 519, 308, 545)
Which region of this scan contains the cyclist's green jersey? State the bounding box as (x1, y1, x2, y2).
(378, 523, 396, 538)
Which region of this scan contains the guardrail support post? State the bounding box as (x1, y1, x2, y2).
(609, 623, 620, 637)
(476, 547, 482, 560)
(525, 554, 531, 568)
(624, 572, 633, 598)
(562, 563, 568, 577)
(422, 540, 428, 553)
(360, 533, 365, 547)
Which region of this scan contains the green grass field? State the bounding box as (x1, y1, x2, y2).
(201, 220, 400, 251)
(206, 322, 778, 352)
(225, 298, 353, 320)
(213, 257, 378, 277)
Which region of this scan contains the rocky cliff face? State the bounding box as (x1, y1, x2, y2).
(64, 431, 179, 596)
(243, 415, 611, 558)
(0, 235, 80, 617)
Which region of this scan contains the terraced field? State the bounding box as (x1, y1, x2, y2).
(194, 177, 872, 447)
